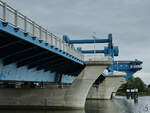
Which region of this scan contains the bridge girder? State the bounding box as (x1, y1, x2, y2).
(0, 21, 85, 82)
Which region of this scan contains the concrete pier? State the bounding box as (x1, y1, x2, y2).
(87, 73, 126, 100)
(0, 61, 111, 109)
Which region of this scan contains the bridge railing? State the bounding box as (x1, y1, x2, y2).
(130, 65, 142, 69)
(0, 0, 84, 61)
(84, 54, 112, 61)
(102, 71, 126, 77)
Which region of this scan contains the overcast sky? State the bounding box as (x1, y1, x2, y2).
(3, 0, 150, 84)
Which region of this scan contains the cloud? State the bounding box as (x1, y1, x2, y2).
(2, 0, 150, 84)
(134, 72, 150, 85)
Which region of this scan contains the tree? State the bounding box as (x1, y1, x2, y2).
(117, 77, 150, 95)
(134, 77, 146, 92)
(121, 76, 146, 92)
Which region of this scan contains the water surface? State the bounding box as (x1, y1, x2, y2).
(1, 96, 150, 113)
(86, 96, 150, 113)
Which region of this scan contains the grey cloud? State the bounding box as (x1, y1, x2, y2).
(2, 0, 150, 84)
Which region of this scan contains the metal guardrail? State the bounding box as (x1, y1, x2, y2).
(103, 71, 126, 76)
(130, 65, 142, 69)
(0, 0, 84, 61)
(84, 54, 113, 61)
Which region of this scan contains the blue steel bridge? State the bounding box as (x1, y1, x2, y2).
(94, 60, 143, 85)
(0, 0, 142, 84)
(0, 0, 118, 83)
(0, 1, 112, 83)
(0, 0, 86, 82)
(0, 0, 144, 109)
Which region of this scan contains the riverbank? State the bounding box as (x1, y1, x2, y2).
(116, 92, 150, 96)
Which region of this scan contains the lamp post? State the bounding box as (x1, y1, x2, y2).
(92, 32, 96, 60)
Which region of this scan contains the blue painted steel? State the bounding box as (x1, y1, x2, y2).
(113, 46, 119, 56)
(63, 34, 112, 44)
(0, 20, 85, 82)
(0, 21, 84, 65)
(125, 71, 135, 80)
(63, 34, 119, 58)
(79, 50, 105, 54)
(104, 46, 119, 57)
(0, 60, 56, 82)
(63, 34, 113, 45)
(70, 39, 109, 44)
(55, 73, 62, 83)
(107, 60, 143, 80)
(77, 46, 119, 56)
(63, 35, 109, 44)
(61, 75, 76, 83)
(94, 60, 143, 85)
(108, 34, 113, 48)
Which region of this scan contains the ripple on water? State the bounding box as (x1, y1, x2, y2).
(0, 96, 150, 113)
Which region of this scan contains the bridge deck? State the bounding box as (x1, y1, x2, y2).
(0, 1, 86, 83)
(0, 0, 85, 79)
(0, 21, 84, 75)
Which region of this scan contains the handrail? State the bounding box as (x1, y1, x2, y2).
(0, 0, 84, 61)
(84, 54, 112, 61)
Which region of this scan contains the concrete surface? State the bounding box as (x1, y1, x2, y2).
(87, 73, 126, 100)
(0, 61, 112, 109)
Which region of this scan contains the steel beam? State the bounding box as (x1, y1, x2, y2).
(0, 40, 23, 49)
(3, 47, 43, 66)
(2, 46, 37, 60)
(16, 51, 49, 67)
(27, 54, 58, 69)
(80, 50, 105, 54)
(44, 61, 70, 72)
(36, 58, 66, 71)
(0, 42, 33, 58)
(55, 73, 62, 83)
(69, 39, 109, 44)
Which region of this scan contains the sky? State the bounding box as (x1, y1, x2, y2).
(2, 0, 150, 84)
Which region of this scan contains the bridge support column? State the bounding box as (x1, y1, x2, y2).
(0, 61, 111, 109)
(87, 73, 126, 100)
(64, 61, 111, 108)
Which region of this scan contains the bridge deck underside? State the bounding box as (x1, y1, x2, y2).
(0, 29, 84, 77)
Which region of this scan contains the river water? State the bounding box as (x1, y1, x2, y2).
(0, 96, 150, 113)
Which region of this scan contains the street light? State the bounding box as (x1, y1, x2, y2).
(92, 32, 96, 60)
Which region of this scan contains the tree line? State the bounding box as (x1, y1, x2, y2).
(117, 77, 150, 96)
